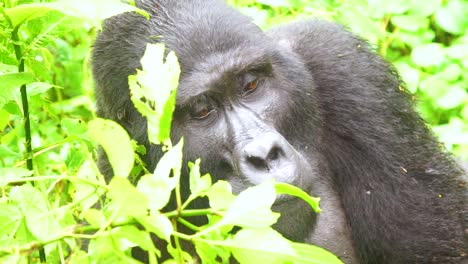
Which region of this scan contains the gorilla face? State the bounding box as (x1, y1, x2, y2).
(170, 36, 321, 242)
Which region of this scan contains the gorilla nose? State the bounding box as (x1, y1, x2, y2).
(238, 133, 296, 184)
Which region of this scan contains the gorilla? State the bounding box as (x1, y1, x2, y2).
(91, 0, 467, 263)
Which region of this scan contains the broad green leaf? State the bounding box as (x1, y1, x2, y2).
(391, 15, 428, 32)
(435, 84, 467, 109)
(419, 75, 448, 98)
(0, 203, 23, 243)
(3, 4, 66, 29)
(367, 0, 410, 18)
(4, 0, 145, 29)
(435, 0, 468, 35)
(20, 82, 53, 97)
(215, 181, 279, 229)
(10, 184, 61, 241)
(206, 180, 236, 211)
(74, 161, 102, 213)
(398, 29, 435, 47)
(255, 0, 291, 8)
(106, 177, 148, 219)
(61, 118, 87, 135)
(137, 173, 177, 212)
(439, 64, 461, 82)
(137, 139, 183, 211)
(0, 168, 32, 188)
(0, 72, 34, 109)
(83, 208, 106, 227)
(433, 118, 468, 145)
(275, 183, 321, 213)
(195, 241, 221, 264)
(0, 109, 10, 131)
(411, 44, 445, 67)
(290, 242, 344, 264)
(189, 159, 212, 197)
(0, 145, 21, 160)
(88, 118, 134, 177)
(129, 43, 180, 145)
(229, 228, 296, 264)
(110, 226, 160, 257)
(0, 64, 17, 74)
(462, 105, 468, 120)
(139, 213, 173, 242)
(88, 229, 143, 263)
(408, 0, 440, 17)
(338, 7, 381, 42)
(445, 44, 468, 59)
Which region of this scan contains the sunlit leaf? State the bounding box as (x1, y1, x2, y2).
(88, 118, 134, 177)
(0, 72, 35, 109)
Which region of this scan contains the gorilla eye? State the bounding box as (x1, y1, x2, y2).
(242, 77, 259, 96)
(192, 106, 214, 120)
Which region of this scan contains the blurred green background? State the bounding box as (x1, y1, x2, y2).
(1, 0, 468, 176)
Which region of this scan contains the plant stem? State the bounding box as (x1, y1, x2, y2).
(11, 25, 43, 262)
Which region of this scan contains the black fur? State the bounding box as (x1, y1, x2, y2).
(92, 0, 467, 263)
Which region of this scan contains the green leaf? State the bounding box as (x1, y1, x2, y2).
(439, 64, 461, 82)
(290, 242, 344, 264)
(435, 83, 467, 109)
(408, 0, 440, 17)
(419, 75, 448, 98)
(3, 0, 145, 29)
(129, 43, 180, 145)
(88, 228, 144, 263)
(229, 228, 296, 264)
(10, 184, 61, 241)
(255, 0, 292, 8)
(445, 44, 468, 59)
(106, 177, 148, 219)
(367, 0, 410, 18)
(88, 118, 134, 177)
(411, 44, 445, 67)
(21, 82, 53, 97)
(0, 109, 10, 131)
(0, 203, 23, 244)
(0, 72, 35, 109)
(83, 208, 106, 227)
(139, 213, 173, 242)
(391, 15, 428, 32)
(215, 181, 279, 229)
(137, 173, 177, 212)
(206, 181, 236, 211)
(275, 183, 321, 213)
(61, 118, 87, 135)
(435, 0, 468, 35)
(137, 139, 183, 211)
(4, 4, 65, 29)
(0, 168, 32, 188)
(189, 159, 212, 197)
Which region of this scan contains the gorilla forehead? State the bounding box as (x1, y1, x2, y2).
(145, 0, 265, 69)
(176, 47, 273, 105)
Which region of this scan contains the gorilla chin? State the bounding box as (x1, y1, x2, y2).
(92, 0, 467, 263)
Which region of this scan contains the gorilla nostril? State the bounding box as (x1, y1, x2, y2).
(268, 146, 281, 161)
(247, 155, 268, 170)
